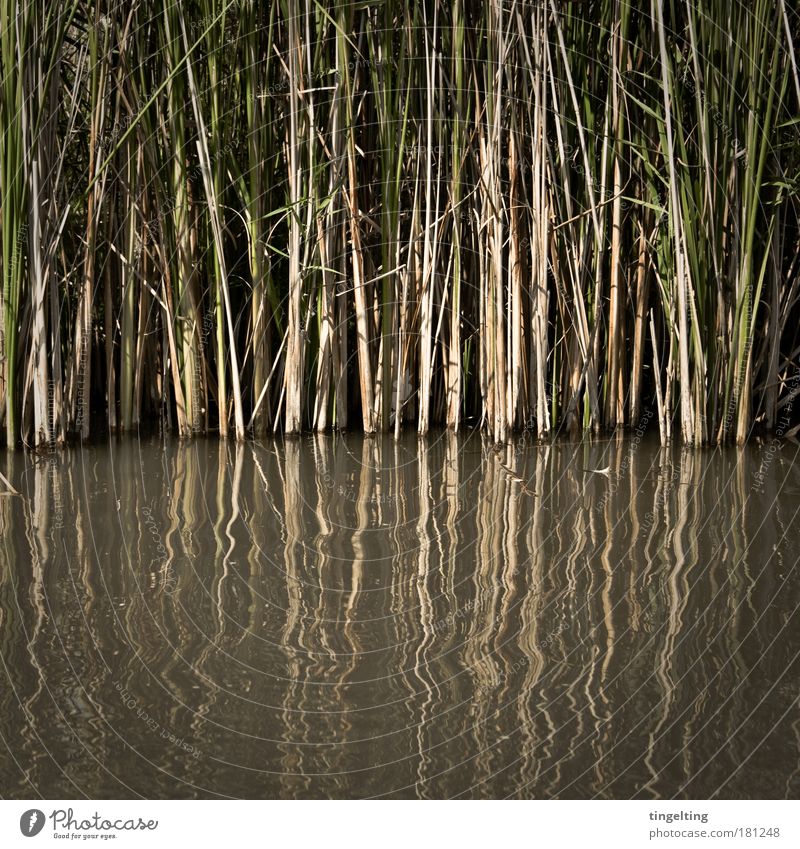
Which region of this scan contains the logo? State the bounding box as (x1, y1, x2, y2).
(16, 807, 159, 838)
(20, 809, 45, 837)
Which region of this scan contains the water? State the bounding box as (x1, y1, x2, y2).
(1, 432, 799, 799)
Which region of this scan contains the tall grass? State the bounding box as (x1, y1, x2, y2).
(0, 0, 798, 449)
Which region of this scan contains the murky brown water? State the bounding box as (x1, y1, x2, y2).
(1, 432, 799, 798)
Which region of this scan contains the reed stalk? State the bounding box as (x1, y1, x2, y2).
(0, 0, 797, 448)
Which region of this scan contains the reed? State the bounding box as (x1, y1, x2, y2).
(0, 0, 798, 449)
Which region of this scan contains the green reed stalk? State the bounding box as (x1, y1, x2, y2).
(0, 0, 797, 447)
(0, 0, 26, 446)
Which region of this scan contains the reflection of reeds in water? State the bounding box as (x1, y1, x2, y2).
(411, 439, 436, 797)
(276, 438, 313, 797)
(0, 436, 799, 798)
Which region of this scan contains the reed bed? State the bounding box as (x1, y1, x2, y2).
(0, 0, 798, 448)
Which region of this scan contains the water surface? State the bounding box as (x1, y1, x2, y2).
(1, 433, 799, 798)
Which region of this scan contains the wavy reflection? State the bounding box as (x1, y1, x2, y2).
(0, 434, 799, 798)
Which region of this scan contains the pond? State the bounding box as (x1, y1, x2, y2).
(0, 433, 798, 798)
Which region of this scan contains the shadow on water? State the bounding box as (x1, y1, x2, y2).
(1, 432, 799, 798)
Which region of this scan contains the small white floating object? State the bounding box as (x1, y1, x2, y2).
(583, 466, 611, 476)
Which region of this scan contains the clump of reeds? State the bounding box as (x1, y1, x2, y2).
(1, 0, 798, 449)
